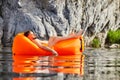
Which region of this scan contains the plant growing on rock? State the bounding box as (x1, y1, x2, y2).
(106, 29, 120, 44)
(91, 38, 100, 48)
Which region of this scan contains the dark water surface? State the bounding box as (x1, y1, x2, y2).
(0, 48, 120, 80)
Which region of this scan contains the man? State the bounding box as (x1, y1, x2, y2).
(24, 30, 83, 56)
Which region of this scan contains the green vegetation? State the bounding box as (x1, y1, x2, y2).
(91, 38, 100, 48)
(106, 29, 120, 44)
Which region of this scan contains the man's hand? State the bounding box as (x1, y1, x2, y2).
(51, 50, 58, 56)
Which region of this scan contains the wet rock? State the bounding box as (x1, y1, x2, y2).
(0, 17, 3, 45)
(109, 44, 120, 49)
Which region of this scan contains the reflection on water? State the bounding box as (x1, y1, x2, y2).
(84, 48, 120, 80)
(0, 52, 13, 80)
(0, 51, 84, 80)
(13, 55, 84, 75)
(0, 49, 120, 80)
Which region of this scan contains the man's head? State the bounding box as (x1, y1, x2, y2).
(24, 31, 36, 40)
(24, 31, 31, 37)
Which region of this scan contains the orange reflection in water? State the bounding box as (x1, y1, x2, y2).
(13, 54, 85, 78)
(50, 55, 84, 75)
(13, 55, 51, 73)
(13, 77, 35, 80)
(13, 55, 39, 73)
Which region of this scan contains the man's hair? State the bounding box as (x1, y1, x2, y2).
(24, 31, 31, 37)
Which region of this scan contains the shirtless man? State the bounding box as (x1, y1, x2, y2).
(24, 30, 83, 56)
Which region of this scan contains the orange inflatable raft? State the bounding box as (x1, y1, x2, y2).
(12, 33, 84, 56)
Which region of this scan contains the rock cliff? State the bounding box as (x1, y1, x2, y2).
(0, 0, 120, 47)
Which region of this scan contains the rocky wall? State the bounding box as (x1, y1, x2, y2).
(0, 0, 119, 47)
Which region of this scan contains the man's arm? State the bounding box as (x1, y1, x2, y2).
(39, 40, 48, 44)
(32, 39, 58, 56)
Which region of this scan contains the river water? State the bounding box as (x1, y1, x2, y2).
(0, 48, 120, 80)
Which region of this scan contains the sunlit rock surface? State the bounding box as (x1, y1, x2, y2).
(0, 0, 119, 47)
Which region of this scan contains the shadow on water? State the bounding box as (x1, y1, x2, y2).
(0, 51, 84, 80)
